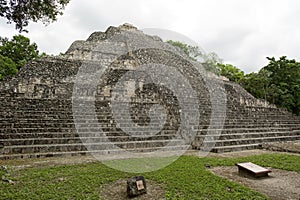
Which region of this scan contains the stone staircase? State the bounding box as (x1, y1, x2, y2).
(192, 97, 300, 153)
(0, 94, 188, 160)
(1, 86, 299, 159)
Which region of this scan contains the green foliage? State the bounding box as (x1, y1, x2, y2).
(166, 40, 222, 74)
(0, 54, 18, 80)
(202, 52, 222, 75)
(0, 35, 40, 69)
(0, 35, 43, 80)
(218, 63, 245, 83)
(0, 0, 70, 32)
(166, 40, 191, 57)
(214, 56, 300, 116)
(263, 57, 300, 114)
(242, 56, 300, 115)
(241, 72, 264, 98)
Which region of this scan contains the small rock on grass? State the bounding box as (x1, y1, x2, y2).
(2, 176, 15, 185)
(1, 165, 9, 173)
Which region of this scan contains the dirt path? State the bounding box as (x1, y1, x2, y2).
(0, 149, 297, 170)
(210, 166, 300, 200)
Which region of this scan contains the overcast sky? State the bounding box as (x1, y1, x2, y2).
(1, 0, 299, 73)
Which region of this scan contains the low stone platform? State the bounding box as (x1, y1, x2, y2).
(261, 141, 300, 154)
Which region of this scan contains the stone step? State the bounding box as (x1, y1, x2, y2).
(210, 144, 261, 153)
(1, 117, 299, 127)
(0, 115, 73, 120)
(0, 100, 291, 112)
(192, 131, 300, 151)
(199, 130, 300, 140)
(0, 145, 189, 160)
(0, 107, 297, 115)
(0, 119, 75, 123)
(1, 125, 299, 134)
(0, 120, 299, 130)
(1, 134, 180, 146)
(0, 127, 177, 134)
(0, 122, 181, 129)
(0, 108, 72, 113)
(0, 123, 75, 129)
(209, 123, 300, 129)
(1, 112, 299, 124)
(209, 135, 300, 147)
(1, 139, 186, 154)
(0, 127, 75, 134)
(0, 132, 80, 139)
(200, 127, 299, 134)
(224, 113, 297, 119)
(0, 129, 178, 139)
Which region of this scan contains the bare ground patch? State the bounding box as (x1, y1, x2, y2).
(210, 166, 300, 200)
(99, 179, 166, 200)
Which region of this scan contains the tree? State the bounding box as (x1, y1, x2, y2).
(202, 52, 222, 75)
(0, 54, 17, 80)
(218, 63, 245, 83)
(0, 35, 44, 80)
(166, 40, 191, 57)
(240, 71, 269, 100)
(0, 0, 70, 32)
(242, 56, 300, 115)
(0, 35, 40, 69)
(263, 56, 300, 115)
(166, 40, 222, 74)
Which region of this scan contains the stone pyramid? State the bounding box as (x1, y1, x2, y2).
(0, 24, 299, 160)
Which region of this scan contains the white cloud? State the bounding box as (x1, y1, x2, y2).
(1, 0, 300, 73)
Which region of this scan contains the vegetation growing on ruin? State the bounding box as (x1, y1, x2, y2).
(167, 40, 300, 116)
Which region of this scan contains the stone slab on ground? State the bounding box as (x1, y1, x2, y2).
(236, 162, 271, 177)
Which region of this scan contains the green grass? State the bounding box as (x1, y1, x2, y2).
(1, 153, 299, 199)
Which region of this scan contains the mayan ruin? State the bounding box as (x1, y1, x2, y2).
(0, 24, 299, 161)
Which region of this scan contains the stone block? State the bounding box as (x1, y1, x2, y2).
(127, 176, 147, 197)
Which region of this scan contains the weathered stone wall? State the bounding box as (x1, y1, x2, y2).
(0, 58, 80, 99)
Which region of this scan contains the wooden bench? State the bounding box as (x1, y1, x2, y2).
(236, 162, 271, 177)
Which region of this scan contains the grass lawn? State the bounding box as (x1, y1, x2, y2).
(1, 153, 299, 199)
